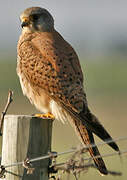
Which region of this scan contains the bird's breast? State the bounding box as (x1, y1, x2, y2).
(17, 64, 51, 113)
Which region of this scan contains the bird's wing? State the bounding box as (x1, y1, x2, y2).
(18, 31, 87, 113)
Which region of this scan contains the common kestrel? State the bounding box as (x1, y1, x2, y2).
(17, 7, 119, 175)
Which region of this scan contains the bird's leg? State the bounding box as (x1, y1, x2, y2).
(35, 112, 55, 119)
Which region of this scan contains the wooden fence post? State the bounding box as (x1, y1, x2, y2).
(1, 115, 53, 180)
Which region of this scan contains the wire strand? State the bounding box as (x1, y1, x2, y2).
(52, 149, 127, 168)
(84, 149, 127, 161)
(3, 135, 127, 169)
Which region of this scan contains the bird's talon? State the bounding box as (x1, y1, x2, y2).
(35, 113, 55, 119)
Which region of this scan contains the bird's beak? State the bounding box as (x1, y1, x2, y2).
(21, 17, 29, 28)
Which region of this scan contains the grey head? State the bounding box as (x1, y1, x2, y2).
(20, 7, 54, 32)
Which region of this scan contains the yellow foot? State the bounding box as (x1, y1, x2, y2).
(35, 113, 55, 120)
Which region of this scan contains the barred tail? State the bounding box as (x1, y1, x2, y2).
(69, 117, 108, 175)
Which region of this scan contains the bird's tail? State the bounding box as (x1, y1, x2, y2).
(62, 103, 119, 174)
(80, 109, 120, 152)
(69, 116, 108, 175)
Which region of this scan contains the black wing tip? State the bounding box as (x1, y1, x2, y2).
(99, 169, 108, 175)
(95, 163, 108, 175)
(109, 142, 120, 152)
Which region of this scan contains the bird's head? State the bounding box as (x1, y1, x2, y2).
(20, 7, 54, 32)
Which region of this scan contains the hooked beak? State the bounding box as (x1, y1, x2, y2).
(21, 21, 29, 28)
(21, 17, 29, 28)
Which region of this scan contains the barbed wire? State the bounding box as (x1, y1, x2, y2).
(0, 136, 126, 179)
(3, 135, 127, 169)
(52, 160, 122, 178)
(54, 148, 127, 168)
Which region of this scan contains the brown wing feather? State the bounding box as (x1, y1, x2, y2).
(18, 30, 87, 113)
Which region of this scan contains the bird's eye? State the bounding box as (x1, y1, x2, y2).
(32, 14, 39, 20)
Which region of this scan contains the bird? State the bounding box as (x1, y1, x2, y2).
(17, 7, 119, 175)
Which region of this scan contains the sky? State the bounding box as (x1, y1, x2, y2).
(0, 0, 127, 58)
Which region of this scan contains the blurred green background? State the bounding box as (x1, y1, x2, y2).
(0, 1, 127, 179)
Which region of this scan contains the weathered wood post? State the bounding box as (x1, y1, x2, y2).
(1, 115, 53, 180)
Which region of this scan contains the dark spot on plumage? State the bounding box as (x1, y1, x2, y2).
(50, 85, 54, 88)
(46, 75, 50, 78)
(74, 100, 82, 105)
(69, 78, 72, 82)
(59, 96, 62, 100)
(47, 62, 51, 66)
(41, 65, 44, 69)
(51, 68, 55, 73)
(31, 64, 34, 67)
(68, 53, 73, 56)
(70, 95, 74, 100)
(58, 75, 62, 78)
(64, 92, 68, 96)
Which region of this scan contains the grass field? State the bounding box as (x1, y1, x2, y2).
(0, 57, 127, 179)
